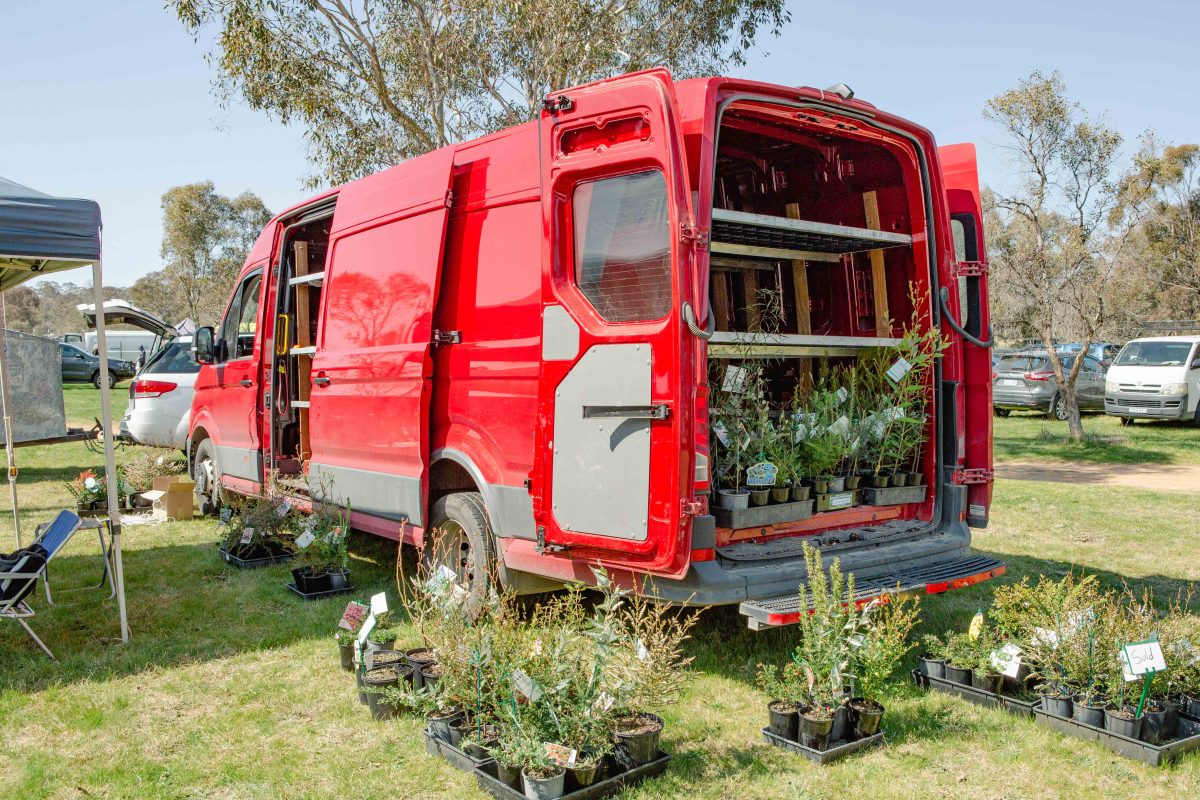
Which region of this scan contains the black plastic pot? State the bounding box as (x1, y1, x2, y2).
(797, 707, 834, 751)
(406, 648, 436, 688)
(327, 568, 350, 591)
(292, 566, 333, 594)
(495, 763, 521, 790)
(567, 760, 601, 789)
(1162, 698, 1181, 739)
(890, 472, 909, 487)
(909, 471, 924, 486)
(867, 474, 889, 488)
(790, 484, 811, 502)
(1104, 707, 1143, 739)
(827, 476, 846, 492)
(828, 703, 851, 743)
(448, 715, 473, 747)
(813, 477, 832, 494)
(749, 489, 770, 507)
(1141, 702, 1175, 745)
(770, 485, 791, 504)
(365, 648, 405, 670)
(971, 670, 1003, 695)
(850, 698, 884, 739)
(1040, 690, 1074, 719)
(614, 712, 664, 765)
(338, 642, 354, 671)
(917, 655, 946, 680)
(356, 670, 369, 705)
(767, 700, 800, 741)
(1072, 699, 1106, 728)
(844, 475, 862, 490)
(718, 489, 750, 510)
(420, 663, 443, 691)
(1184, 694, 1200, 718)
(426, 708, 463, 743)
(944, 663, 972, 685)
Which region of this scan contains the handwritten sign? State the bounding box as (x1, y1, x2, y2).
(886, 357, 912, 384)
(338, 601, 368, 631)
(295, 531, 315, 550)
(1121, 640, 1167, 679)
(370, 592, 388, 616)
(239, 527, 255, 545)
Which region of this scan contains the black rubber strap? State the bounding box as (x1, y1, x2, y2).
(938, 287, 993, 348)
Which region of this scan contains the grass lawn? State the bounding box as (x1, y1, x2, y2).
(993, 410, 1200, 465)
(0, 392, 1197, 798)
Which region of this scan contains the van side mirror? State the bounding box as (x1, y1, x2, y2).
(194, 327, 216, 364)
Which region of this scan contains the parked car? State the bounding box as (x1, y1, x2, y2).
(1104, 335, 1200, 426)
(120, 336, 199, 449)
(992, 350, 1107, 419)
(58, 342, 136, 389)
(1056, 341, 1122, 368)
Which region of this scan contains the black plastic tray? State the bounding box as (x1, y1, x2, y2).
(761, 726, 883, 764)
(861, 484, 927, 506)
(1032, 705, 1200, 766)
(285, 582, 354, 600)
(424, 728, 495, 773)
(912, 669, 1038, 717)
(713, 499, 813, 529)
(218, 545, 295, 569)
(474, 751, 671, 800)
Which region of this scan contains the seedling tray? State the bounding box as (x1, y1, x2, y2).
(911, 669, 1037, 717)
(1032, 705, 1200, 766)
(423, 728, 495, 773)
(861, 484, 927, 506)
(285, 582, 354, 600)
(761, 727, 884, 764)
(218, 545, 295, 569)
(713, 499, 813, 529)
(474, 751, 671, 800)
(814, 490, 858, 512)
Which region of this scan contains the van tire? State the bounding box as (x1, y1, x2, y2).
(994, 408, 1011, 418)
(1120, 416, 1135, 427)
(423, 492, 496, 615)
(192, 438, 221, 516)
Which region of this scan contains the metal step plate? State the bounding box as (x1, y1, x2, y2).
(738, 554, 1005, 629)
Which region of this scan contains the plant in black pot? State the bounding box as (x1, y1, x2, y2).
(218, 485, 299, 563)
(917, 634, 949, 680)
(335, 627, 357, 671)
(967, 631, 1005, 695)
(756, 661, 807, 743)
(941, 632, 976, 686)
(848, 591, 921, 739)
(291, 493, 352, 595)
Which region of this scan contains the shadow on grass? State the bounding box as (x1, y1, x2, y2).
(0, 530, 401, 692)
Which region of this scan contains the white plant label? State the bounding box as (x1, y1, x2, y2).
(828, 492, 852, 510)
(239, 527, 255, 545)
(884, 406, 906, 422)
(636, 638, 650, 661)
(834, 387, 849, 404)
(886, 357, 912, 383)
(370, 592, 388, 616)
(713, 421, 730, 446)
(990, 644, 1023, 678)
(325, 526, 343, 544)
(1033, 627, 1059, 649)
(722, 365, 747, 393)
(829, 415, 851, 438)
(356, 612, 376, 645)
(276, 499, 291, 518)
(544, 743, 576, 768)
(219, 507, 233, 526)
(745, 462, 778, 487)
(1121, 640, 1167, 677)
(793, 423, 809, 443)
(591, 692, 614, 715)
(512, 669, 542, 702)
(295, 531, 316, 550)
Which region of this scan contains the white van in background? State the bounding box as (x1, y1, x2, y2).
(1104, 335, 1200, 426)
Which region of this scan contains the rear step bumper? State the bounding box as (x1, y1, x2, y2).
(738, 554, 1005, 629)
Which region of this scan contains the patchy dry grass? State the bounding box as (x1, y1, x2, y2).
(0, 392, 1197, 798)
(994, 410, 1200, 465)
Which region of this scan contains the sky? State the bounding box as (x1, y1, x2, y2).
(2, 0, 1198, 289)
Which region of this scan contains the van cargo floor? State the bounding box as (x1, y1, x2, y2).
(717, 520, 927, 563)
(738, 554, 1005, 629)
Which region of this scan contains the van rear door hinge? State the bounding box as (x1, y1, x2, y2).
(432, 329, 461, 346)
(952, 260, 988, 277)
(681, 222, 709, 246)
(535, 525, 567, 555)
(542, 95, 574, 114)
(953, 468, 994, 485)
(681, 499, 704, 517)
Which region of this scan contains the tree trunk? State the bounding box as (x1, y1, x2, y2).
(1060, 384, 1086, 441)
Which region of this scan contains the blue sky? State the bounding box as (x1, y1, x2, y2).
(2, 0, 1197, 288)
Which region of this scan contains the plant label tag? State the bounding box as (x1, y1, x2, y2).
(990, 644, 1023, 677)
(338, 601, 368, 631)
(356, 612, 376, 645)
(1121, 640, 1167, 676)
(886, 357, 912, 384)
(745, 462, 778, 486)
(828, 492, 853, 510)
(793, 423, 809, 443)
(834, 387, 849, 404)
(1033, 627, 1059, 648)
(713, 421, 729, 446)
(591, 692, 615, 715)
(830, 415, 850, 438)
(636, 638, 650, 661)
(295, 531, 315, 550)
(968, 611, 984, 641)
(370, 592, 388, 616)
(275, 499, 291, 518)
(884, 406, 906, 422)
(722, 365, 748, 393)
(544, 743, 576, 768)
(325, 526, 343, 544)
(512, 669, 542, 702)
(240, 527, 255, 545)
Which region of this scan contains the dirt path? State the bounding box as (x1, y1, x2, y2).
(996, 460, 1200, 492)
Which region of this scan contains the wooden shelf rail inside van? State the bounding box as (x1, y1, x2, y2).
(707, 332, 901, 359)
(710, 208, 913, 261)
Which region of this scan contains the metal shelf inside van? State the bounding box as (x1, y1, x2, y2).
(708, 332, 901, 358)
(710, 208, 912, 261)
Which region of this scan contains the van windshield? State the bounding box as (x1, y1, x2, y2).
(1114, 342, 1194, 367)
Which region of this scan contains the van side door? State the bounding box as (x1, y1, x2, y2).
(208, 266, 267, 485)
(531, 68, 695, 576)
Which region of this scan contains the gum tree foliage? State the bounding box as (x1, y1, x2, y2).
(170, 0, 789, 186)
(984, 71, 1140, 440)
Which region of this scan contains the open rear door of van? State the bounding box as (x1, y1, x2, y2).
(531, 68, 695, 577)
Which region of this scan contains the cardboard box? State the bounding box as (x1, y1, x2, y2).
(141, 475, 195, 520)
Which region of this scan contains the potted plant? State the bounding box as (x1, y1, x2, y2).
(967, 631, 1004, 695)
(291, 497, 352, 595)
(65, 469, 126, 515)
(217, 489, 298, 565)
(848, 592, 920, 738)
(516, 736, 566, 800)
(335, 628, 356, 671)
(941, 632, 976, 686)
(917, 634, 949, 679)
(756, 661, 805, 741)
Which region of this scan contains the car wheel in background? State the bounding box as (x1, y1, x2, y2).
(92, 370, 117, 390)
(192, 438, 221, 515)
(994, 408, 1011, 418)
(1050, 394, 1069, 421)
(1120, 416, 1134, 427)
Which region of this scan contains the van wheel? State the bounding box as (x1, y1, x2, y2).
(994, 408, 1011, 418)
(192, 438, 221, 516)
(1120, 416, 1135, 427)
(92, 371, 117, 390)
(1050, 394, 1069, 421)
(423, 492, 496, 616)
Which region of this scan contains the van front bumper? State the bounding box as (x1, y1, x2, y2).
(1104, 391, 1189, 420)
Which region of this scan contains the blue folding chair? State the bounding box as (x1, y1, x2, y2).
(1, 510, 82, 662)
(34, 514, 113, 605)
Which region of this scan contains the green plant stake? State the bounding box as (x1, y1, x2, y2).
(1135, 670, 1154, 718)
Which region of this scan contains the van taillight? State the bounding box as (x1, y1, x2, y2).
(694, 384, 710, 487)
(132, 379, 177, 398)
(1024, 371, 1054, 381)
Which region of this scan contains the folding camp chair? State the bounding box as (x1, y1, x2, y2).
(35, 515, 113, 605)
(0, 510, 82, 662)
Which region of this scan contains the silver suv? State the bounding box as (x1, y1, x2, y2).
(992, 350, 1107, 419)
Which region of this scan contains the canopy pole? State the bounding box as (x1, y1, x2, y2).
(92, 236, 128, 643)
(0, 298, 19, 547)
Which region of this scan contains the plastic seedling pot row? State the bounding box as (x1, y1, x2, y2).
(1032, 705, 1200, 766)
(285, 580, 354, 600)
(760, 726, 884, 764)
(423, 728, 495, 773)
(912, 670, 1038, 717)
(474, 751, 671, 800)
(713, 499, 814, 529)
(218, 544, 295, 569)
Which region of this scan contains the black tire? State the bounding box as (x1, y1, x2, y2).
(192, 438, 222, 516)
(423, 492, 496, 615)
(994, 408, 1011, 418)
(1192, 402, 1200, 428)
(1050, 394, 1069, 421)
(1120, 416, 1135, 427)
(92, 370, 117, 390)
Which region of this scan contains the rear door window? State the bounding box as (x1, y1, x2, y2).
(142, 342, 200, 375)
(996, 355, 1046, 372)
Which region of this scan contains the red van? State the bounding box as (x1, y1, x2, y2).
(189, 69, 1000, 627)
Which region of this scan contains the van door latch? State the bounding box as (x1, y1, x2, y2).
(953, 468, 994, 484)
(952, 260, 988, 277)
(681, 222, 709, 246)
(541, 95, 574, 114)
(582, 404, 671, 420)
(432, 329, 461, 346)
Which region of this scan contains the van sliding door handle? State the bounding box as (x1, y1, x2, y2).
(239, 379, 253, 387)
(313, 376, 331, 387)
